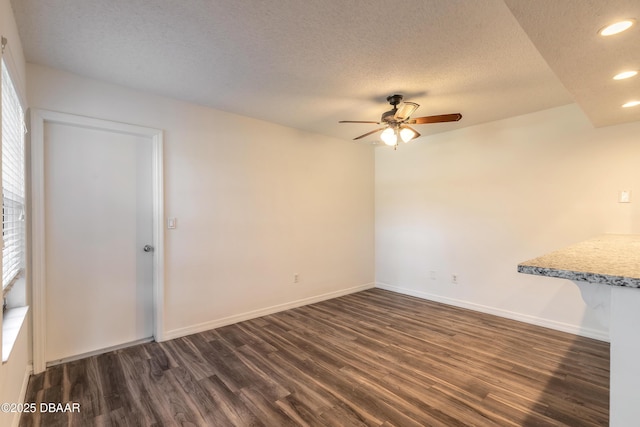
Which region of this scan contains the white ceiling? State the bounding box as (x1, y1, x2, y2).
(9, 0, 640, 143)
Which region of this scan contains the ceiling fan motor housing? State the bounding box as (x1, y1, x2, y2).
(386, 94, 404, 106)
(381, 109, 398, 124)
(381, 94, 404, 124)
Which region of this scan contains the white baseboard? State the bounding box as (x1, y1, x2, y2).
(376, 282, 609, 342)
(163, 282, 376, 341)
(12, 364, 33, 427)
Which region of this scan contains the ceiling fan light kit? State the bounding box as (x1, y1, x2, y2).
(380, 126, 418, 146)
(339, 94, 462, 149)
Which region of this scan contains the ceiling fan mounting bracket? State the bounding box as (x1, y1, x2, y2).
(386, 94, 404, 107)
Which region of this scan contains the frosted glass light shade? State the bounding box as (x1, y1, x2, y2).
(400, 127, 417, 142)
(381, 128, 397, 146)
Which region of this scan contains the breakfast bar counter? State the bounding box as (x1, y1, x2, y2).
(518, 234, 640, 287)
(518, 234, 640, 427)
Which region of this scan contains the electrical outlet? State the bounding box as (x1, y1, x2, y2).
(293, 273, 299, 283)
(430, 271, 437, 280)
(451, 274, 458, 284)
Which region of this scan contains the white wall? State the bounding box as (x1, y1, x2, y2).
(27, 63, 375, 338)
(0, 1, 30, 425)
(0, 324, 29, 427)
(376, 104, 640, 340)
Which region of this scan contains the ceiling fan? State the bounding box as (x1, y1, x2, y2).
(339, 94, 462, 149)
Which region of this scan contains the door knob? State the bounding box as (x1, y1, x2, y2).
(143, 245, 154, 252)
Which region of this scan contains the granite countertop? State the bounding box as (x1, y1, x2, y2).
(517, 234, 640, 288)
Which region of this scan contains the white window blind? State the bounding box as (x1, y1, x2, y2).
(1, 58, 25, 290)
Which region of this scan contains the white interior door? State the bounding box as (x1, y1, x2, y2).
(43, 119, 155, 364)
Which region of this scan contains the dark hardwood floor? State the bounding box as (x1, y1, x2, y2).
(19, 289, 609, 426)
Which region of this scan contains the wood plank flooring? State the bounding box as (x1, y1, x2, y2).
(19, 289, 609, 426)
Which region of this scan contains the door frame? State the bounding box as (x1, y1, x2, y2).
(30, 109, 165, 373)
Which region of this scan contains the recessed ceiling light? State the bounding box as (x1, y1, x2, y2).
(614, 70, 638, 80)
(599, 19, 635, 36)
(622, 100, 640, 108)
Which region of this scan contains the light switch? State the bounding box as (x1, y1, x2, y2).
(167, 217, 177, 229)
(619, 190, 631, 203)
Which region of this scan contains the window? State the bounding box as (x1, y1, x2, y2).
(1, 36, 28, 363)
(1, 41, 26, 299)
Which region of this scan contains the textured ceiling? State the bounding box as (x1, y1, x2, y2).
(504, 0, 640, 128)
(9, 0, 639, 143)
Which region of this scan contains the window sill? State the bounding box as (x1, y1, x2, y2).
(2, 306, 28, 363)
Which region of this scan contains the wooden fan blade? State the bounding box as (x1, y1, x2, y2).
(409, 113, 462, 124)
(353, 127, 386, 140)
(339, 120, 381, 124)
(394, 102, 420, 121)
